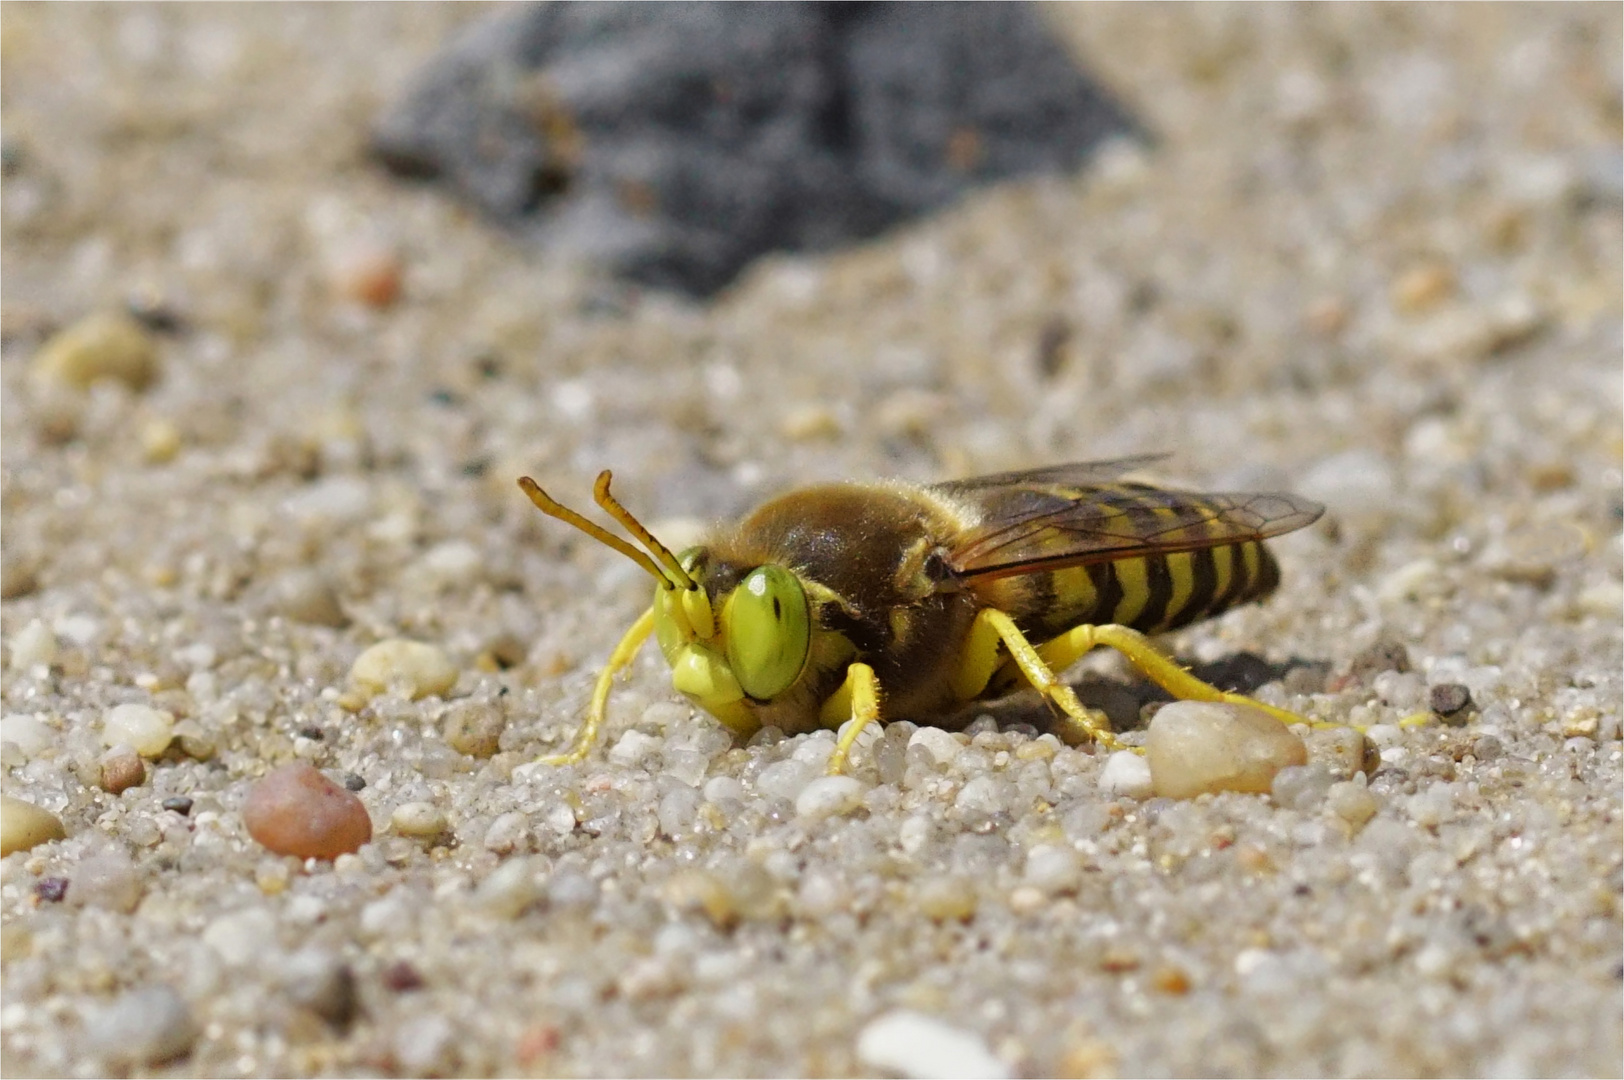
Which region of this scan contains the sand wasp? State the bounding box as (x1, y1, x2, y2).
(519, 457, 1325, 774)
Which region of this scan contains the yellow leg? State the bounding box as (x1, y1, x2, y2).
(825, 662, 881, 776)
(1029, 621, 1338, 731)
(978, 610, 1126, 751)
(537, 606, 656, 766)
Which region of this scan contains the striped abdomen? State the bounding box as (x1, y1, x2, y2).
(1025, 540, 1281, 639)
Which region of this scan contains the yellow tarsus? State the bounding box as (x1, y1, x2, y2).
(536, 606, 656, 767)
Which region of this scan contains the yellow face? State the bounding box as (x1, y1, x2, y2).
(650, 550, 812, 735)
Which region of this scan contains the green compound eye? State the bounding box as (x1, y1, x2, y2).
(723, 565, 811, 701)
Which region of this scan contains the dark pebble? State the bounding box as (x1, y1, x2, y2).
(343, 773, 366, 792)
(382, 960, 425, 993)
(298, 726, 325, 741)
(161, 796, 194, 816)
(372, 3, 1138, 297)
(34, 876, 70, 903)
(1430, 683, 1474, 722)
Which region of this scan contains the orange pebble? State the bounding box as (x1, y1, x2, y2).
(243, 763, 371, 860)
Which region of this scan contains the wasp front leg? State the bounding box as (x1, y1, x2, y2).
(822, 662, 882, 776)
(537, 607, 656, 767)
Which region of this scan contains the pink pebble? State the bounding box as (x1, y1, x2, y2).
(243, 763, 371, 860)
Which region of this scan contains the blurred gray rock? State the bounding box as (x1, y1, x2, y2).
(373, 2, 1138, 296)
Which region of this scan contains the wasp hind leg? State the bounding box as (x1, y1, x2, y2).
(974, 609, 1127, 752)
(536, 606, 656, 767)
(1031, 621, 1339, 733)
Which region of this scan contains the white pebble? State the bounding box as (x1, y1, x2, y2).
(1024, 844, 1081, 894)
(84, 985, 197, 1067)
(755, 758, 815, 801)
(202, 907, 279, 966)
(954, 775, 1009, 816)
(1147, 702, 1307, 800)
(482, 811, 530, 854)
(796, 775, 867, 820)
(1097, 750, 1153, 799)
(474, 856, 543, 918)
(56, 612, 101, 647)
(542, 800, 577, 836)
(102, 703, 175, 758)
(281, 475, 373, 523)
(856, 1009, 1012, 1080)
(609, 730, 664, 767)
(7, 619, 57, 672)
(350, 639, 457, 700)
(391, 801, 448, 838)
(898, 815, 933, 855)
(908, 727, 964, 766)
(419, 540, 483, 586)
(1407, 784, 1455, 827)
(703, 775, 744, 804)
(1, 713, 55, 758)
(658, 786, 702, 835)
(1327, 781, 1380, 827)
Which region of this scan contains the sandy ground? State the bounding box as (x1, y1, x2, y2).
(2, 4, 1620, 1077)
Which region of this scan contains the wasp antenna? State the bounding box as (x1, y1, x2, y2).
(517, 476, 676, 587)
(591, 470, 696, 590)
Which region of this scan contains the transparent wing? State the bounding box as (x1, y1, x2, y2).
(932, 455, 1170, 495)
(943, 479, 1325, 582)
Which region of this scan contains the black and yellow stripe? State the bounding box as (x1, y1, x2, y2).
(1033, 539, 1279, 638)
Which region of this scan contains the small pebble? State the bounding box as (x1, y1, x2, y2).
(474, 855, 543, 918)
(1327, 781, 1380, 828)
(203, 907, 279, 966)
(31, 310, 160, 391)
(83, 985, 197, 1067)
(608, 730, 664, 767)
(1, 795, 66, 855)
(1096, 750, 1153, 799)
(34, 876, 69, 903)
(140, 417, 183, 463)
(1429, 682, 1474, 722)
(272, 569, 349, 628)
(1270, 764, 1336, 810)
(1023, 844, 1081, 894)
(908, 726, 965, 767)
(69, 849, 143, 912)
(101, 703, 175, 758)
(856, 1009, 1011, 1080)
(8, 619, 58, 672)
(161, 796, 193, 816)
(1147, 702, 1308, 800)
(98, 745, 146, 793)
(914, 875, 978, 922)
(329, 243, 403, 309)
(663, 869, 738, 929)
(243, 763, 372, 860)
(443, 700, 506, 757)
(0, 714, 53, 758)
(1309, 726, 1380, 779)
(281, 948, 359, 1028)
(482, 810, 531, 854)
(1391, 261, 1456, 313)
(795, 775, 867, 820)
(382, 959, 425, 992)
(391, 801, 449, 840)
(343, 773, 367, 792)
(350, 639, 458, 700)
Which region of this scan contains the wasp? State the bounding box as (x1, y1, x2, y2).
(518, 457, 1325, 775)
